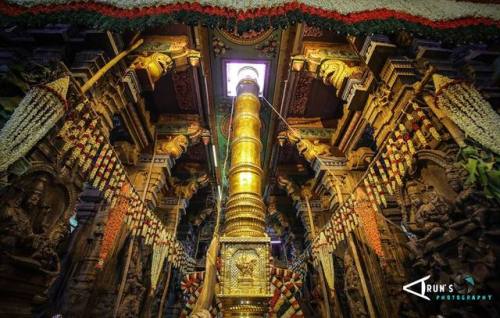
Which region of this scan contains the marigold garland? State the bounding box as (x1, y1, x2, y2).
(97, 183, 130, 268)
(354, 191, 384, 257)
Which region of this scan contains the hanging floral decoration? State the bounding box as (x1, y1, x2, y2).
(313, 98, 442, 258)
(0, 76, 69, 172)
(315, 231, 335, 291)
(0, 1, 499, 42)
(434, 74, 500, 155)
(55, 96, 194, 273)
(150, 228, 170, 290)
(354, 188, 384, 257)
(97, 183, 131, 268)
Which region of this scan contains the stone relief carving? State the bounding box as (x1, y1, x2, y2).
(117, 240, 146, 318)
(344, 250, 368, 318)
(0, 164, 76, 315)
(398, 151, 499, 317)
(0, 167, 74, 274)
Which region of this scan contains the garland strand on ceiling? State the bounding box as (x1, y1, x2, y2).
(0, 1, 499, 42)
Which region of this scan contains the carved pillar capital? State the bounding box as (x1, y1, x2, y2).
(290, 51, 364, 98)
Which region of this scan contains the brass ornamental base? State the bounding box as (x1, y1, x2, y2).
(218, 237, 272, 317)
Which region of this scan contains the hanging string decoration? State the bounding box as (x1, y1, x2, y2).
(0, 76, 69, 171)
(433, 74, 500, 155)
(150, 229, 170, 290)
(312, 204, 359, 259)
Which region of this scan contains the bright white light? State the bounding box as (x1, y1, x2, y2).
(226, 62, 266, 97)
(212, 145, 218, 167)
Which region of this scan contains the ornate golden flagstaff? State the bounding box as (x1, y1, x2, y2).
(217, 71, 271, 316)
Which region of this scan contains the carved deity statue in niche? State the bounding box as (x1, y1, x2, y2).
(0, 172, 70, 274)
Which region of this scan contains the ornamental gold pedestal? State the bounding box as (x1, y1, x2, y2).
(218, 237, 272, 317)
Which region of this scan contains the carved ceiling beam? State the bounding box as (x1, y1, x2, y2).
(276, 176, 324, 241)
(277, 129, 333, 164)
(290, 47, 365, 99)
(129, 36, 201, 91)
(157, 174, 209, 232)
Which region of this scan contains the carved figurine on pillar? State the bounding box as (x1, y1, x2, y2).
(343, 250, 368, 318)
(398, 151, 500, 317)
(117, 239, 146, 318)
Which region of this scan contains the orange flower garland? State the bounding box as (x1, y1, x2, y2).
(97, 183, 130, 268)
(355, 188, 384, 257)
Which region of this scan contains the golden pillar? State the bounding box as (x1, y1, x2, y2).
(218, 77, 271, 317)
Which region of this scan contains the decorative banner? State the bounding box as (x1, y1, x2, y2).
(1, 1, 499, 42)
(0, 76, 69, 171)
(317, 232, 335, 290)
(151, 229, 169, 290)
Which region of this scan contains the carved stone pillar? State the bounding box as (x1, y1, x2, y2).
(60, 187, 107, 317)
(157, 196, 188, 233)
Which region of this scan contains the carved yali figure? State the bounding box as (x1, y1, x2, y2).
(159, 135, 189, 160)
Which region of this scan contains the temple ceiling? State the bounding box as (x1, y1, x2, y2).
(1, 18, 499, 242)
